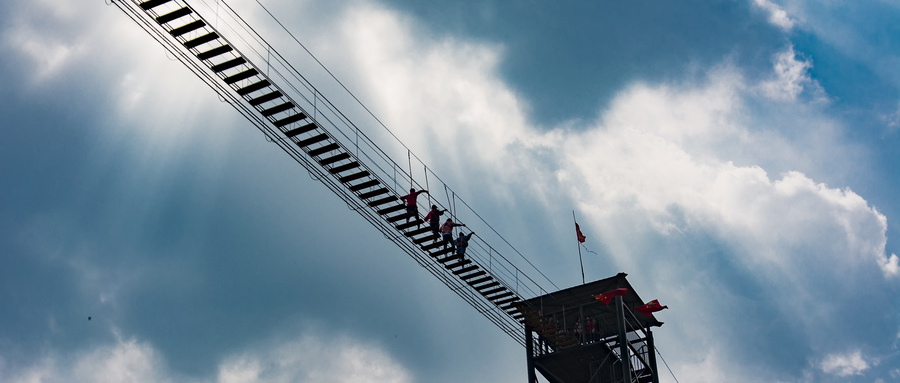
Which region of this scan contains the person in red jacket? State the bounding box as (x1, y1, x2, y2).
(424, 205, 446, 241)
(400, 188, 428, 226)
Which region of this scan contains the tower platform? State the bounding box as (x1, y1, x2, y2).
(523, 273, 663, 383)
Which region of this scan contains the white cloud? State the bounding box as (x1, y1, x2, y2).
(0, 332, 410, 383)
(759, 45, 824, 101)
(753, 0, 796, 31)
(0, 336, 170, 383)
(215, 334, 412, 383)
(821, 350, 871, 377)
(304, 2, 898, 381)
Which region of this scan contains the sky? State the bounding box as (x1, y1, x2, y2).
(1, 0, 899, 382)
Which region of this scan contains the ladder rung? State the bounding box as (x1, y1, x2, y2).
(236, 80, 270, 95)
(212, 57, 246, 73)
(403, 227, 431, 237)
(183, 32, 218, 49)
(350, 180, 379, 192)
(248, 91, 282, 106)
(318, 153, 350, 166)
(329, 161, 361, 175)
(489, 291, 514, 301)
(453, 265, 479, 275)
(275, 112, 308, 127)
(261, 102, 294, 117)
(467, 276, 493, 286)
(429, 247, 453, 257)
(297, 134, 328, 148)
(285, 123, 317, 138)
(481, 286, 506, 296)
(476, 282, 501, 291)
(339, 171, 370, 184)
(437, 254, 462, 263)
(358, 188, 388, 200)
(395, 220, 423, 231)
(156, 7, 192, 24)
(444, 259, 472, 269)
(140, 0, 172, 10)
(224, 68, 258, 84)
(386, 212, 412, 223)
(413, 234, 438, 244)
(367, 196, 397, 207)
(378, 204, 406, 215)
(169, 19, 205, 37)
(308, 143, 339, 157)
(197, 45, 232, 60)
(422, 241, 445, 251)
(460, 270, 486, 280)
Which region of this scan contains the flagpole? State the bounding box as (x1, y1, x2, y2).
(573, 211, 585, 285)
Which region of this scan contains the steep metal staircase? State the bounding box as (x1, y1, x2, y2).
(112, 0, 571, 349)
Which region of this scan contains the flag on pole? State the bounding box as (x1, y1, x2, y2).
(575, 222, 586, 243)
(635, 299, 668, 316)
(593, 288, 628, 305)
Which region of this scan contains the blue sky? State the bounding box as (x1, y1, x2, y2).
(1, 0, 899, 382)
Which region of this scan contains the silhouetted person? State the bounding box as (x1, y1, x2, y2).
(423, 205, 446, 241)
(401, 188, 428, 226)
(456, 231, 474, 258)
(441, 218, 465, 249)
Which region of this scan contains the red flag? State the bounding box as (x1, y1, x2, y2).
(575, 222, 586, 243)
(593, 288, 628, 305)
(635, 299, 668, 316)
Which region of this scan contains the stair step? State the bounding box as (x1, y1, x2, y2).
(318, 153, 351, 166)
(481, 286, 506, 296)
(296, 134, 328, 148)
(444, 259, 472, 269)
(438, 254, 463, 263)
(453, 265, 479, 275)
(274, 112, 307, 128)
(261, 102, 294, 117)
(403, 227, 430, 237)
(395, 219, 424, 231)
(156, 7, 192, 24)
(350, 180, 380, 192)
(248, 91, 282, 106)
(460, 270, 487, 280)
(328, 162, 361, 175)
(140, 0, 172, 10)
(339, 171, 370, 184)
(460, 270, 486, 280)
(386, 212, 412, 223)
(285, 123, 317, 138)
(489, 291, 514, 301)
(468, 276, 494, 287)
(367, 196, 398, 207)
(308, 143, 339, 157)
(211, 57, 245, 73)
(170, 20, 206, 37)
(183, 32, 219, 49)
(501, 301, 521, 310)
(378, 204, 406, 218)
(429, 247, 453, 257)
(475, 282, 500, 291)
(236, 80, 271, 95)
(421, 241, 445, 251)
(197, 45, 232, 60)
(412, 234, 438, 244)
(224, 68, 258, 84)
(358, 188, 389, 200)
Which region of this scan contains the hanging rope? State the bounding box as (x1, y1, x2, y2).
(424, 165, 431, 206)
(407, 150, 413, 190)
